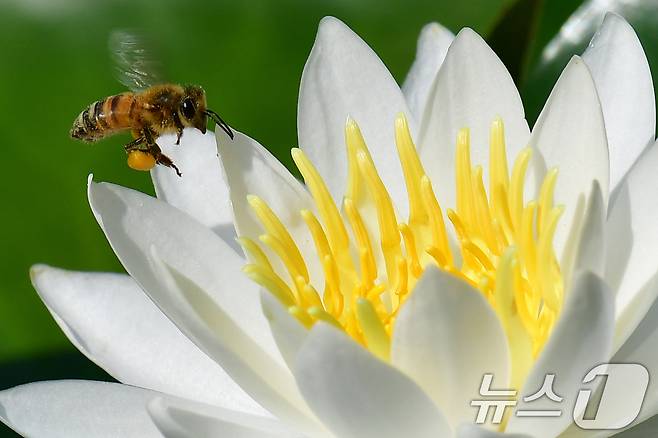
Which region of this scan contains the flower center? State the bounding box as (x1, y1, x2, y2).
(241, 115, 564, 388)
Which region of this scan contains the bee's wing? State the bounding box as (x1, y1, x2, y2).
(109, 29, 163, 92)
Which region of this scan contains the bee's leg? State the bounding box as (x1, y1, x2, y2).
(148, 141, 182, 177)
(172, 112, 184, 145)
(142, 127, 156, 145)
(124, 136, 146, 152)
(141, 127, 182, 177)
(149, 145, 183, 176)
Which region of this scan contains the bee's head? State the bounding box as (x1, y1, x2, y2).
(180, 85, 208, 134)
(180, 84, 234, 139)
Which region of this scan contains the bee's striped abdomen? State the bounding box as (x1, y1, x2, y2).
(70, 93, 136, 142)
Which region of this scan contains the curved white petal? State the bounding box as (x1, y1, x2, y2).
(87, 180, 323, 435)
(294, 324, 452, 438)
(148, 397, 296, 438)
(216, 130, 322, 288)
(611, 284, 658, 432)
(418, 27, 530, 210)
(402, 22, 454, 123)
(528, 56, 609, 259)
(0, 381, 162, 438)
(582, 13, 656, 190)
(147, 252, 324, 436)
(88, 178, 278, 362)
(506, 271, 614, 437)
(560, 181, 606, 289)
(391, 267, 510, 428)
(30, 264, 264, 414)
(613, 415, 658, 438)
(151, 129, 236, 250)
(457, 424, 531, 438)
(298, 16, 413, 211)
(260, 292, 308, 371)
(607, 141, 658, 350)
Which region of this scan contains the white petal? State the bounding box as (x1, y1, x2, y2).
(0, 381, 162, 438)
(457, 424, 531, 438)
(582, 13, 656, 190)
(148, 396, 296, 438)
(87, 180, 323, 434)
(260, 292, 308, 371)
(528, 56, 609, 259)
(391, 267, 509, 428)
(560, 181, 606, 289)
(612, 415, 658, 438)
(294, 324, 452, 438)
(87, 178, 278, 362)
(151, 129, 236, 249)
(402, 22, 454, 123)
(29, 264, 263, 414)
(418, 27, 530, 210)
(506, 271, 614, 437)
(607, 141, 658, 350)
(216, 130, 322, 288)
(611, 285, 658, 431)
(298, 16, 413, 211)
(147, 252, 324, 436)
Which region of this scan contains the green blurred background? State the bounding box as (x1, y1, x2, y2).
(0, 0, 656, 435)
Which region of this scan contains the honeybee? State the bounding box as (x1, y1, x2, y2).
(70, 31, 234, 176)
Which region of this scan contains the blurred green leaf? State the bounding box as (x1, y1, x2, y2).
(520, 0, 658, 126)
(487, 0, 544, 86)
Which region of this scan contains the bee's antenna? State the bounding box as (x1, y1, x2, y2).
(205, 109, 234, 139)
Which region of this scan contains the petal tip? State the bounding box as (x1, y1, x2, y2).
(453, 27, 482, 43)
(317, 16, 349, 39)
(29, 264, 49, 284)
(602, 11, 628, 27)
(420, 21, 452, 38)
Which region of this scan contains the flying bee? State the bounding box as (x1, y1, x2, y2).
(70, 30, 233, 176)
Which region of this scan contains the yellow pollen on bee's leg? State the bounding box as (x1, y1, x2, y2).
(127, 150, 156, 171)
(242, 115, 564, 387)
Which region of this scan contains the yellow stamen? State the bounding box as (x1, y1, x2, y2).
(354, 143, 403, 296)
(247, 195, 309, 282)
(344, 198, 377, 289)
(356, 297, 390, 361)
(237, 237, 274, 272)
(421, 176, 453, 265)
(395, 115, 429, 229)
(292, 149, 352, 270)
(244, 115, 564, 391)
(242, 264, 296, 308)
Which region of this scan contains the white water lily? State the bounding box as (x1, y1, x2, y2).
(1, 12, 657, 438)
